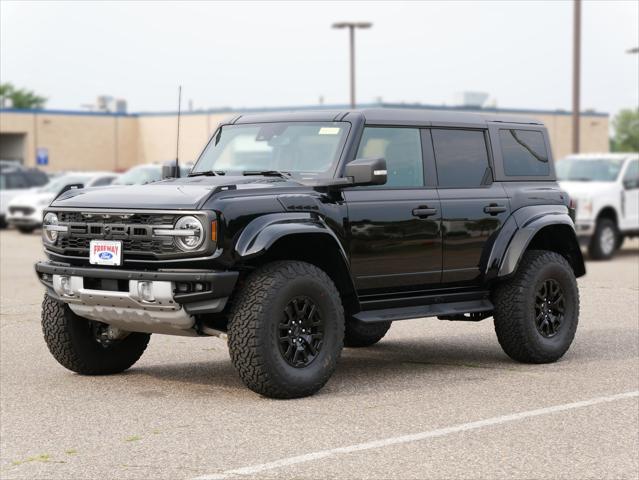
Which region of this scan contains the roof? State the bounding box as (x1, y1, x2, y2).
(232, 108, 543, 127)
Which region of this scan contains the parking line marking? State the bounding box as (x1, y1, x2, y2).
(193, 390, 639, 480)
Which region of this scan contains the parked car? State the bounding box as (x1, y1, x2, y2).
(557, 153, 639, 259)
(7, 171, 117, 233)
(0, 163, 49, 228)
(36, 109, 585, 398)
(112, 163, 192, 186)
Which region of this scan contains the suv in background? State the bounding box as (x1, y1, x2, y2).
(0, 163, 49, 228)
(7, 172, 117, 233)
(558, 153, 639, 259)
(36, 109, 585, 398)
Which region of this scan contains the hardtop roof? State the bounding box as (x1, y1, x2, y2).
(230, 108, 543, 127)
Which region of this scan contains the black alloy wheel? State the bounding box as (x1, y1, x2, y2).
(278, 296, 325, 368)
(534, 279, 565, 338)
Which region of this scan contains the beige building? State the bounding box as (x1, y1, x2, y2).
(0, 104, 609, 173)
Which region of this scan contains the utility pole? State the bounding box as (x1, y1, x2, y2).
(332, 22, 372, 109)
(572, 0, 581, 154)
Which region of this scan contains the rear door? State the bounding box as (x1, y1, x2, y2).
(621, 159, 639, 231)
(429, 128, 510, 284)
(344, 126, 442, 293)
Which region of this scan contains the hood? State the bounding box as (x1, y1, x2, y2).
(50, 175, 302, 210)
(8, 191, 55, 208)
(558, 181, 617, 199)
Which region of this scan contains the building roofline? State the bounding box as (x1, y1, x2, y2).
(0, 102, 609, 118)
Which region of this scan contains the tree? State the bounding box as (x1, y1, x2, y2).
(611, 108, 639, 152)
(0, 83, 47, 109)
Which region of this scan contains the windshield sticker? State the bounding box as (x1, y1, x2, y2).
(318, 127, 340, 135)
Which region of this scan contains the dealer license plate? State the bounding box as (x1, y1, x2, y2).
(89, 240, 122, 266)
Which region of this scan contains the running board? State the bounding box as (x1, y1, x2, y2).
(353, 299, 494, 324)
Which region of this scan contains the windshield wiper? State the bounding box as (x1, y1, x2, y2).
(243, 170, 291, 178)
(188, 170, 226, 177)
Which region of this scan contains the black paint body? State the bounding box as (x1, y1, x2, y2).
(43, 109, 586, 319)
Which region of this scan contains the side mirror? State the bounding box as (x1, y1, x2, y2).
(162, 164, 179, 179)
(344, 158, 387, 186)
(623, 178, 639, 190)
(59, 183, 83, 196)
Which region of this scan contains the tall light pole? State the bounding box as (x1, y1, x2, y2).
(332, 22, 372, 109)
(572, 0, 581, 154)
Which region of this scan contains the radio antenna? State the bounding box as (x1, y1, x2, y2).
(175, 85, 182, 177)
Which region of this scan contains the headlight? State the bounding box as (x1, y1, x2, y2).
(580, 199, 593, 215)
(173, 215, 204, 251)
(42, 213, 65, 245)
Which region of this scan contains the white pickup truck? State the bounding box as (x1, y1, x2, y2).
(558, 153, 639, 259)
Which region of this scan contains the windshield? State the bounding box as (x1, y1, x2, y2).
(40, 175, 91, 193)
(113, 165, 162, 185)
(191, 122, 350, 177)
(556, 158, 625, 182)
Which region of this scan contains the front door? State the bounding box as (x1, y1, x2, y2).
(429, 128, 510, 284)
(345, 127, 442, 293)
(621, 159, 639, 231)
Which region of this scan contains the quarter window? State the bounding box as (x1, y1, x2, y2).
(431, 129, 491, 187)
(499, 129, 550, 177)
(355, 127, 423, 187)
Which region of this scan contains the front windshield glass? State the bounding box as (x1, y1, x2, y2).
(40, 175, 91, 193)
(191, 122, 350, 177)
(113, 165, 162, 185)
(556, 158, 625, 182)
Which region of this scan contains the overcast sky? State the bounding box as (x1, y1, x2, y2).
(1, 0, 637, 116)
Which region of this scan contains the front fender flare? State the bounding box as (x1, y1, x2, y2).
(234, 212, 348, 261)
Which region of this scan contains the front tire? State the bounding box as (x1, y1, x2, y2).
(41, 294, 150, 375)
(588, 218, 618, 260)
(492, 250, 579, 364)
(228, 261, 344, 399)
(344, 319, 391, 347)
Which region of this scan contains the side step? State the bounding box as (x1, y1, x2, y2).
(353, 299, 494, 324)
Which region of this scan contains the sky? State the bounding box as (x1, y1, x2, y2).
(1, 0, 638, 117)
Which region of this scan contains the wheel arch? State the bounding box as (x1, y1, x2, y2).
(595, 206, 618, 225)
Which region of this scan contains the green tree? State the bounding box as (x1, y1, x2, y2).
(0, 83, 47, 109)
(611, 108, 639, 152)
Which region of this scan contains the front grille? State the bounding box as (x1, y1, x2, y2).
(9, 206, 35, 215)
(47, 210, 209, 261)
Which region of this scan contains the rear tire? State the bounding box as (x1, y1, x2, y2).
(492, 250, 579, 364)
(41, 294, 150, 375)
(228, 261, 344, 399)
(588, 218, 618, 260)
(344, 319, 391, 347)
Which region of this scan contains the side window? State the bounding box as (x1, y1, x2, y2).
(5, 172, 29, 189)
(356, 127, 423, 188)
(91, 176, 115, 187)
(623, 160, 639, 189)
(431, 129, 491, 187)
(499, 129, 549, 177)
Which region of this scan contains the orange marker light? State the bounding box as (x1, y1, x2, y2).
(211, 220, 218, 242)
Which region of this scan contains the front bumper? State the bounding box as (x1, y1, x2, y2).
(574, 220, 595, 243)
(35, 261, 238, 336)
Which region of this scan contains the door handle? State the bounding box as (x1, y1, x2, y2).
(484, 204, 507, 215)
(412, 206, 438, 218)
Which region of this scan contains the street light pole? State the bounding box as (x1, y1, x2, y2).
(572, 0, 581, 154)
(332, 22, 372, 109)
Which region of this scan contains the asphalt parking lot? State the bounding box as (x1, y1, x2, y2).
(1, 229, 638, 480)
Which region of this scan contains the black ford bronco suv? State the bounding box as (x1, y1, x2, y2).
(36, 109, 585, 399)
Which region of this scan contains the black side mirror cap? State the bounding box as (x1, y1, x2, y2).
(344, 158, 387, 186)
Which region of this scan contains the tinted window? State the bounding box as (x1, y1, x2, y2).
(623, 160, 639, 189)
(356, 127, 423, 187)
(2, 172, 28, 189)
(500, 129, 549, 176)
(431, 129, 490, 187)
(90, 176, 115, 187)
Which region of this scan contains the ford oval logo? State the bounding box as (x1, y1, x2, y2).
(99, 252, 113, 260)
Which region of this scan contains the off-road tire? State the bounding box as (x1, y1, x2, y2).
(41, 294, 150, 375)
(588, 218, 618, 260)
(228, 261, 344, 399)
(344, 319, 391, 347)
(492, 250, 579, 364)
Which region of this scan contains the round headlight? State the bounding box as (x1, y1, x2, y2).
(43, 212, 59, 244)
(174, 216, 204, 251)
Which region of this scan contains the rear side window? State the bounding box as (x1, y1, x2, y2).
(499, 129, 549, 176)
(356, 127, 423, 187)
(431, 129, 491, 188)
